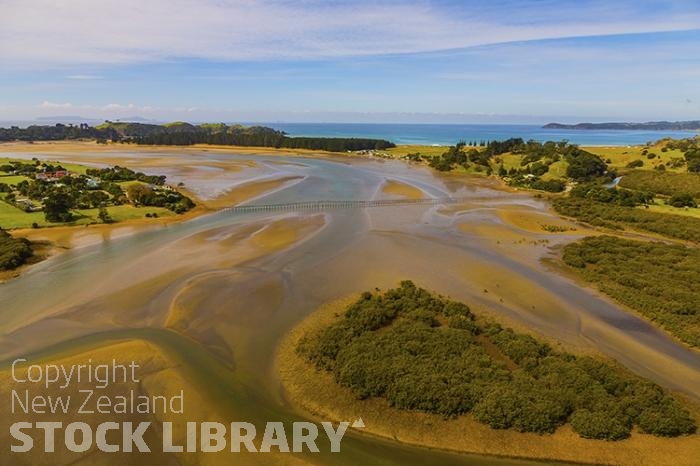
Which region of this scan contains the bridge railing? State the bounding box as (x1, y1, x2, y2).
(220, 197, 468, 214)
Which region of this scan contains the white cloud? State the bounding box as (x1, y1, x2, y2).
(35, 101, 158, 115)
(39, 101, 74, 109)
(1, 0, 698, 68)
(102, 103, 133, 110)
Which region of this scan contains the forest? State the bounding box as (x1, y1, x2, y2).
(297, 281, 697, 440)
(0, 122, 395, 152)
(0, 123, 118, 141)
(133, 125, 395, 151)
(562, 236, 700, 348)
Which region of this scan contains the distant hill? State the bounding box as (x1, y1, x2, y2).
(543, 121, 700, 131)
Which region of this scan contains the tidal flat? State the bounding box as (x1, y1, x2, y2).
(0, 143, 698, 465)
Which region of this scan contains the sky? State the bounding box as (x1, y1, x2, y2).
(0, 0, 699, 124)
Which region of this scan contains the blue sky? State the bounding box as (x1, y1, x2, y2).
(1, 0, 699, 123)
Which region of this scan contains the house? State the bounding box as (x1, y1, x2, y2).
(36, 170, 70, 182)
(15, 198, 39, 212)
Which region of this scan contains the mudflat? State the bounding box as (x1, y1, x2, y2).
(1, 143, 698, 465)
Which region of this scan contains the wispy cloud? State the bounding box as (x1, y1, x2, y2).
(2, 2, 698, 121)
(39, 101, 74, 109)
(1, 0, 699, 68)
(65, 74, 103, 80)
(37, 101, 155, 113)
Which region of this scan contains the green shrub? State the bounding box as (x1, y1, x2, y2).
(0, 228, 33, 270)
(637, 400, 697, 436)
(553, 197, 700, 242)
(562, 236, 700, 347)
(298, 284, 697, 439)
(668, 193, 697, 208)
(570, 408, 631, 440)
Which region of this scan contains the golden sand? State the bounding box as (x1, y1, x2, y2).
(0, 140, 339, 159)
(2, 337, 312, 466)
(380, 179, 426, 200)
(0, 340, 187, 464)
(496, 207, 579, 234)
(165, 215, 326, 331)
(201, 176, 303, 210)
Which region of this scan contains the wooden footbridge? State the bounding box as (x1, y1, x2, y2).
(221, 196, 467, 214)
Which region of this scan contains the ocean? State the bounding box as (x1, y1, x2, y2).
(263, 123, 699, 146)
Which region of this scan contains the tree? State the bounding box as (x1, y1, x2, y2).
(43, 191, 74, 222)
(684, 148, 700, 172)
(566, 151, 608, 181)
(126, 183, 154, 205)
(668, 193, 697, 208)
(98, 207, 113, 223)
(0, 228, 33, 270)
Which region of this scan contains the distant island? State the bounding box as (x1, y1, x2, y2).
(0, 121, 395, 152)
(543, 121, 700, 131)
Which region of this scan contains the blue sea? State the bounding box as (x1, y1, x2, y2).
(263, 123, 698, 146)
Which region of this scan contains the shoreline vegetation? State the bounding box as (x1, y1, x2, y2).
(277, 285, 700, 466)
(562, 236, 700, 348)
(387, 136, 700, 243)
(0, 155, 196, 273)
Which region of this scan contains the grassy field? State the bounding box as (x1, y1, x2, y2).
(583, 145, 687, 173)
(644, 202, 700, 218)
(0, 157, 90, 175)
(491, 153, 521, 171)
(619, 170, 700, 198)
(385, 145, 451, 159)
(541, 160, 568, 180)
(117, 180, 146, 189)
(79, 205, 174, 222)
(0, 202, 47, 229)
(56, 161, 90, 175)
(0, 175, 31, 185)
(0, 201, 173, 229)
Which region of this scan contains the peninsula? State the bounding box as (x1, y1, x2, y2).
(543, 121, 700, 131)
